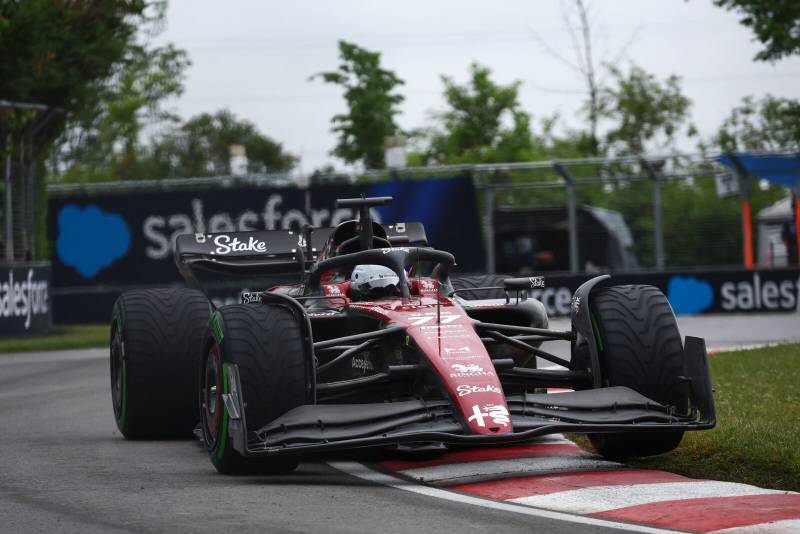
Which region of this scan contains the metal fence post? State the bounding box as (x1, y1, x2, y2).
(484, 177, 495, 274)
(4, 134, 13, 262)
(641, 158, 665, 269)
(727, 153, 754, 269)
(554, 163, 579, 273)
(794, 178, 800, 266)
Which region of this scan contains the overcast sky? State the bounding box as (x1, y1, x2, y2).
(155, 0, 800, 173)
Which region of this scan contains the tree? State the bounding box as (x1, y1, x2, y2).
(713, 0, 800, 61)
(55, 41, 190, 182)
(423, 63, 539, 164)
(147, 110, 296, 178)
(599, 65, 695, 155)
(313, 40, 405, 169)
(529, 0, 641, 156)
(714, 95, 800, 151)
(0, 0, 158, 140)
(0, 0, 157, 258)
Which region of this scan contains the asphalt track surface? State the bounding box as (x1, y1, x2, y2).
(1, 314, 798, 534)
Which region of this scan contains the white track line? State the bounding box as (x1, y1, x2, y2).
(329, 461, 685, 534)
(509, 481, 790, 514)
(710, 519, 800, 533)
(397, 455, 621, 485)
(524, 433, 574, 444)
(706, 342, 779, 355)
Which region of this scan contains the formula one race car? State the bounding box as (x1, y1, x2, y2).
(110, 196, 715, 474)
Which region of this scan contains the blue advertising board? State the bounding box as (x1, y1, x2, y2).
(47, 176, 486, 321)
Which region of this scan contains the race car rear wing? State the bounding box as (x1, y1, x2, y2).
(174, 223, 428, 287)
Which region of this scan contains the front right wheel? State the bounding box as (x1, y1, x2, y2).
(588, 284, 688, 460)
(200, 303, 308, 474)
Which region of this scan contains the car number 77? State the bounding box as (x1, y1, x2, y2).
(408, 315, 460, 326)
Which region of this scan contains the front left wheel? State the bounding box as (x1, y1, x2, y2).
(200, 303, 308, 474)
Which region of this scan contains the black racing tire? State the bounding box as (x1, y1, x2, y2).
(451, 274, 507, 300)
(110, 288, 211, 439)
(200, 304, 307, 475)
(588, 284, 687, 460)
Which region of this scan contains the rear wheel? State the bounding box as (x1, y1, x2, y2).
(110, 288, 210, 439)
(588, 284, 687, 460)
(200, 304, 307, 474)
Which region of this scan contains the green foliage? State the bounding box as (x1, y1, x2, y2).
(714, 95, 800, 151)
(0, 324, 109, 352)
(1, 0, 159, 259)
(599, 65, 695, 155)
(424, 63, 535, 164)
(0, 0, 150, 121)
(56, 41, 190, 182)
(714, 0, 800, 61)
(147, 110, 296, 178)
(417, 63, 589, 166)
(313, 40, 405, 169)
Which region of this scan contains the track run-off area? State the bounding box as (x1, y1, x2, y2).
(1, 314, 798, 534)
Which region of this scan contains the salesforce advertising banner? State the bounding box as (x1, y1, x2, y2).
(47, 176, 485, 290)
(533, 269, 800, 317)
(0, 263, 51, 335)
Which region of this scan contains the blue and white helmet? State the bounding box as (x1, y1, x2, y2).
(350, 265, 400, 300)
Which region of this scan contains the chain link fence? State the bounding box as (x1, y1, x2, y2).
(1, 146, 37, 262)
(470, 154, 791, 274)
(481, 154, 797, 274)
(42, 150, 799, 274)
(1, 100, 61, 263)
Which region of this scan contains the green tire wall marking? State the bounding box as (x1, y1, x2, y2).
(209, 311, 224, 343)
(211, 364, 230, 465)
(590, 312, 604, 353)
(118, 360, 128, 428)
(209, 310, 228, 465)
(111, 302, 127, 430)
(590, 312, 610, 386)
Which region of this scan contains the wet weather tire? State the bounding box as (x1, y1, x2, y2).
(451, 274, 507, 300)
(200, 304, 307, 475)
(588, 284, 687, 460)
(110, 288, 211, 439)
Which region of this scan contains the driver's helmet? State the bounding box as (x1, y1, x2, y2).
(350, 265, 400, 300)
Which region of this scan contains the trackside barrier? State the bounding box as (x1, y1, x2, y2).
(50, 268, 799, 323)
(504, 268, 800, 317)
(0, 262, 51, 335)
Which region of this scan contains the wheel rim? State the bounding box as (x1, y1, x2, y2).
(202, 341, 223, 447)
(110, 323, 124, 420)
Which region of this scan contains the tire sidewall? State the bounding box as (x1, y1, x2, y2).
(110, 299, 127, 433)
(201, 310, 230, 469)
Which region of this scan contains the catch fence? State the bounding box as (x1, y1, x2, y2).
(42, 150, 800, 275)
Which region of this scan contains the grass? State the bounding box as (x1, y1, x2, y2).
(570, 343, 800, 492)
(0, 324, 109, 353)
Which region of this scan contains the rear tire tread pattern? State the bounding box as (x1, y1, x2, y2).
(113, 288, 210, 439)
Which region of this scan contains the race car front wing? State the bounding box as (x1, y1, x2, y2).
(221, 336, 715, 457)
